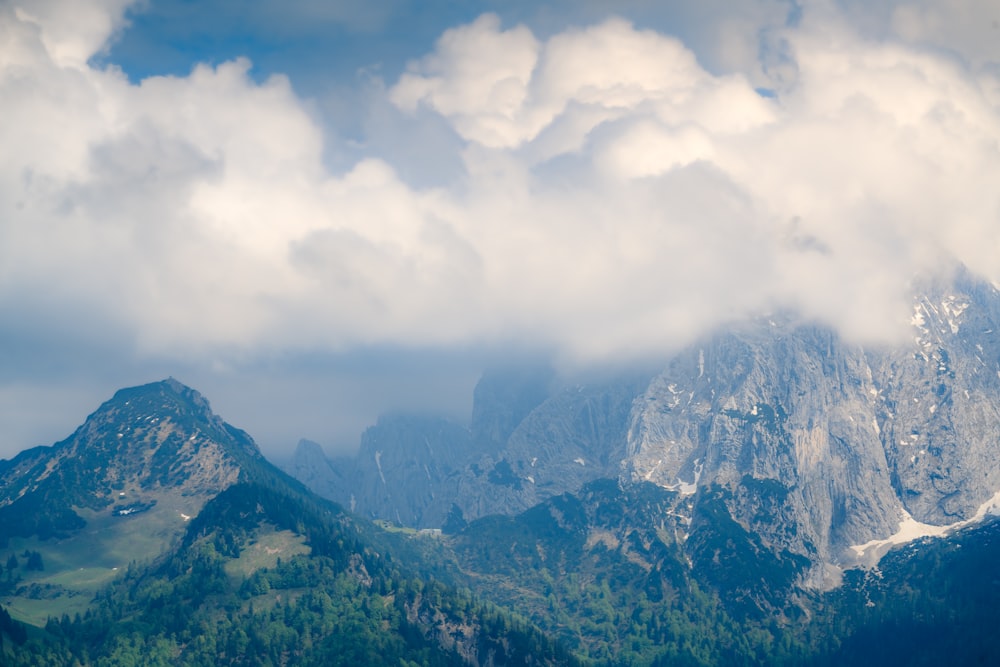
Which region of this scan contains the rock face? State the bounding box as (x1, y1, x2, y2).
(288, 416, 471, 528)
(291, 368, 648, 528)
(345, 415, 475, 527)
(452, 376, 648, 521)
(624, 274, 1000, 573)
(468, 366, 554, 451)
(624, 322, 901, 572)
(871, 279, 1000, 525)
(285, 439, 347, 504)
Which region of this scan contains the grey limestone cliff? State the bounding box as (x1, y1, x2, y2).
(286, 439, 348, 504)
(624, 273, 1000, 575)
(289, 367, 647, 527)
(871, 278, 1000, 524)
(623, 322, 901, 573)
(452, 376, 648, 520)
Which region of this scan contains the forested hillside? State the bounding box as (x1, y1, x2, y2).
(1, 481, 577, 666)
(4, 479, 1000, 665)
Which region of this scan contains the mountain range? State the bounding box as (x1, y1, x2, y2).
(3, 271, 1000, 663)
(0, 378, 577, 665)
(293, 271, 1000, 587)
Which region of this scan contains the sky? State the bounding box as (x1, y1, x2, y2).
(1, 0, 999, 460)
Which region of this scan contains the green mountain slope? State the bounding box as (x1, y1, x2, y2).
(0, 379, 279, 624)
(447, 479, 787, 665)
(445, 478, 1000, 665)
(806, 516, 1000, 665)
(1, 479, 580, 665)
(0, 380, 580, 666)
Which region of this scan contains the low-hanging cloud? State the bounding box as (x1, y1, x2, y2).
(2, 0, 1000, 374)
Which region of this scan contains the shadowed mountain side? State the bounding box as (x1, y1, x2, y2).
(288, 368, 649, 528)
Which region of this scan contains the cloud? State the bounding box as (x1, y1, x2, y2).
(2, 0, 1000, 385)
(840, 0, 1000, 72)
(387, 9, 1000, 349)
(4, 0, 133, 67)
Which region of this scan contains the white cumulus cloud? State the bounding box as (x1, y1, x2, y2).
(2, 0, 1000, 373)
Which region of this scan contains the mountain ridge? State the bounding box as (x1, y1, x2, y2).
(0, 377, 327, 628)
(2, 366, 1000, 663)
(0, 380, 582, 666)
(288, 272, 1000, 587)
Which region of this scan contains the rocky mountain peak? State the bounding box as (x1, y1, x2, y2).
(0, 378, 263, 545)
(56, 378, 261, 490)
(91, 378, 231, 442)
(287, 439, 346, 503)
(621, 272, 1000, 582)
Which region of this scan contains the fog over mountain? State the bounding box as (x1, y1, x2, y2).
(1, 0, 999, 459)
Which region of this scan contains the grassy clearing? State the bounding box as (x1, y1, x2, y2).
(374, 520, 418, 534)
(234, 586, 311, 616)
(1, 490, 210, 626)
(224, 527, 309, 582)
(2, 590, 94, 627)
